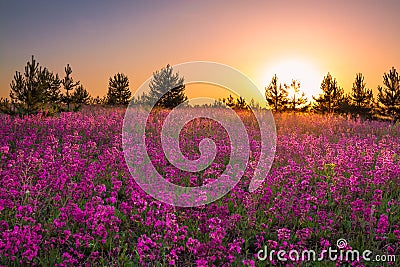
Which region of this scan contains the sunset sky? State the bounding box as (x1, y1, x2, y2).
(1, 0, 399, 101)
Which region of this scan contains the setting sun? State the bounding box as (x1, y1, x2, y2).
(261, 58, 324, 100)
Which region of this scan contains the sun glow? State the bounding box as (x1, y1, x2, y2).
(261, 59, 324, 100)
(287, 87, 296, 99)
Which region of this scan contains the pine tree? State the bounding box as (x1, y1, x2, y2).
(41, 69, 62, 104)
(90, 95, 107, 105)
(106, 73, 132, 105)
(138, 92, 149, 105)
(285, 79, 307, 111)
(72, 85, 90, 105)
(345, 73, 374, 118)
(265, 74, 288, 112)
(0, 98, 13, 115)
(10, 56, 43, 114)
(223, 94, 236, 108)
(146, 64, 187, 109)
(313, 73, 344, 113)
(235, 96, 249, 110)
(351, 73, 373, 108)
(377, 67, 400, 123)
(213, 98, 226, 108)
(249, 98, 261, 109)
(61, 64, 80, 111)
(9, 55, 60, 115)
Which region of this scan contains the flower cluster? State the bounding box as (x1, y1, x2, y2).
(0, 108, 399, 266)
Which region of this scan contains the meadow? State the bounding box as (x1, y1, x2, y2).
(0, 107, 399, 266)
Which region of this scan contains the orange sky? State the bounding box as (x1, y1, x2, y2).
(1, 0, 399, 101)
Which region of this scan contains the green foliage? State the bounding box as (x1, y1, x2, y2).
(265, 74, 288, 112)
(146, 64, 187, 109)
(4, 57, 90, 115)
(0, 98, 15, 115)
(41, 69, 62, 104)
(337, 95, 374, 120)
(313, 72, 344, 114)
(9, 55, 61, 115)
(130, 92, 149, 106)
(106, 73, 132, 105)
(249, 98, 261, 109)
(89, 95, 107, 105)
(68, 84, 90, 112)
(220, 95, 249, 110)
(285, 79, 308, 111)
(61, 64, 80, 111)
(72, 85, 90, 105)
(377, 67, 400, 123)
(223, 94, 236, 108)
(351, 73, 373, 109)
(333, 73, 374, 119)
(235, 96, 249, 110)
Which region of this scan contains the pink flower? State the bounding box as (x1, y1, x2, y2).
(0, 145, 9, 154)
(195, 258, 208, 267)
(277, 228, 291, 240)
(376, 214, 389, 235)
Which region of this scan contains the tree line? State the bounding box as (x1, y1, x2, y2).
(0, 56, 188, 116)
(0, 56, 132, 115)
(264, 68, 400, 123)
(1, 56, 399, 123)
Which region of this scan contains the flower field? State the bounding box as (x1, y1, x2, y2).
(0, 107, 399, 266)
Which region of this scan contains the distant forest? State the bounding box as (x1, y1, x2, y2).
(1, 56, 399, 123)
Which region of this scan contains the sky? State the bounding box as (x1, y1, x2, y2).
(1, 0, 399, 101)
